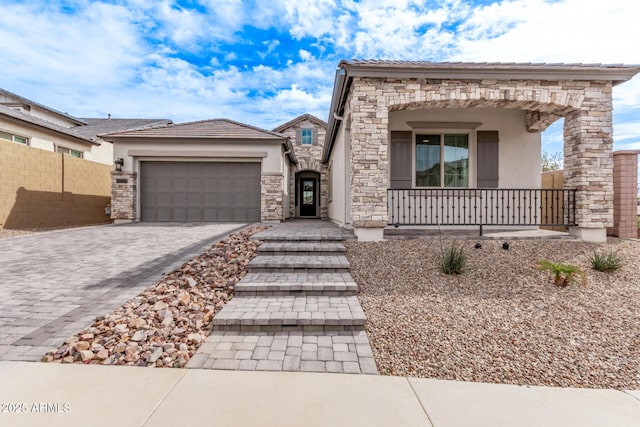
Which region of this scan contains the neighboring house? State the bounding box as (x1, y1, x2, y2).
(322, 60, 640, 241)
(0, 88, 170, 165)
(273, 114, 328, 219)
(103, 119, 296, 222)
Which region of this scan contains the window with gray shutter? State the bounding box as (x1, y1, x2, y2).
(477, 131, 499, 188)
(390, 131, 412, 189)
(312, 128, 318, 145)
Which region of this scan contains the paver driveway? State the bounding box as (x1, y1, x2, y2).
(0, 223, 249, 361)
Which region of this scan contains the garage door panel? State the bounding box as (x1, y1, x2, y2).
(173, 192, 187, 205)
(141, 162, 261, 222)
(173, 177, 188, 192)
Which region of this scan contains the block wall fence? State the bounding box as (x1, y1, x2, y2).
(541, 150, 639, 239)
(0, 139, 111, 229)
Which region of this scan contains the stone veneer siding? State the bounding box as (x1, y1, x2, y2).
(278, 118, 328, 218)
(346, 77, 615, 230)
(261, 174, 284, 222)
(110, 171, 136, 220)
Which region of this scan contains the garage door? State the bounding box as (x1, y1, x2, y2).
(140, 162, 261, 222)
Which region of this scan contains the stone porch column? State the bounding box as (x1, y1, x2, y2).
(609, 150, 639, 238)
(261, 174, 284, 222)
(110, 170, 137, 223)
(349, 80, 388, 241)
(563, 82, 613, 242)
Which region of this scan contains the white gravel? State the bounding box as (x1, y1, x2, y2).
(346, 238, 640, 390)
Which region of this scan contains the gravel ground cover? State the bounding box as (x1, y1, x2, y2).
(346, 238, 640, 390)
(43, 225, 266, 367)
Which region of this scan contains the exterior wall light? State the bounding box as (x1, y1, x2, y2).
(114, 158, 124, 172)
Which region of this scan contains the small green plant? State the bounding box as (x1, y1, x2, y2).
(536, 260, 586, 287)
(589, 250, 622, 272)
(440, 241, 467, 275)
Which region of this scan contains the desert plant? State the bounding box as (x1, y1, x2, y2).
(440, 241, 467, 275)
(536, 260, 586, 287)
(589, 250, 622, 272)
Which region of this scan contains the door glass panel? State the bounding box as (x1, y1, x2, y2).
(416, 134, 440, 187)
(302, 180, 314, 205)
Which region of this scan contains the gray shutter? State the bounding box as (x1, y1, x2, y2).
(295, 129, 302, 145)
(312, 128, 318, 145)
(477, 131, 499, 188)
(390, 131, 412, 189)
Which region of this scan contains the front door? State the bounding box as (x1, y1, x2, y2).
(299, 178, 317, 217)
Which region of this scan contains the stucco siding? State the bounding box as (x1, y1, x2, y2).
(389, 108, 541, 189)
(328, 121, 347, 225)
(0, 120, 104, 162)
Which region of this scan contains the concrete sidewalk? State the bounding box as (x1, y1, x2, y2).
(0, 362, 638, 427)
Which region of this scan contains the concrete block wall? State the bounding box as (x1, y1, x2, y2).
(609, 151, 639, 238)
(0, 139, 111, 229)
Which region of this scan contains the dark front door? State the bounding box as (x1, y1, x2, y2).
(299, 178, 317, 217)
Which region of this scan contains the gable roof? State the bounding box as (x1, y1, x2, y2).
(322, 60, 640, 163)
(0, 88, 86, 126)
(272, 114, 327, 133)
(103, 118, 287, 140)
(0, 104, 97, 145)
(74, 118, 173, 139)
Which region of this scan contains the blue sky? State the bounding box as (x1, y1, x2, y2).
(1, 0, 639, 157)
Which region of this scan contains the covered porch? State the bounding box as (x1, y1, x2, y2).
(323, 61, 640, 242)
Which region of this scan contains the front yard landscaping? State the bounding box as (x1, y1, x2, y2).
(346, 238, 640, 390)
(43, 225, 266, 367)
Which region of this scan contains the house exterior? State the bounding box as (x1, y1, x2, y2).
(104, 119, 296, 222)
(0, 88, 171, 165)
(273, 114, 328, 219)
(322, 60, 640, 241)
(104, 61, 640, 243)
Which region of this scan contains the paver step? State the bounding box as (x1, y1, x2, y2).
(248, 255, 350, 273)
(253, 233, 348, 242)
(212, 295, 366, 332)
(187, 330, 378, 374)
(257, 241, 345, 255)
(235, 272, 358, 296)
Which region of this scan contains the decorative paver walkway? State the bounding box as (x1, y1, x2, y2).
(188, 220, 379, 374)
(0, 223, 248, 361)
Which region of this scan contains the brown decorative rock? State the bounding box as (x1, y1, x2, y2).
(74, 341, 90, 351)
(79, 350, 94, 362)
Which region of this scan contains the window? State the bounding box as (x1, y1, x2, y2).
(56, 146, 83, 158)
(301, 128, 313, 145)
(0, 130, 29, 145)
(416, 134, 468, 187)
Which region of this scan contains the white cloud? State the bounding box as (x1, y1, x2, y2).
(0, 0, 638, 140)
(451, 0, 640, 64)
(299, 49, 313, 61)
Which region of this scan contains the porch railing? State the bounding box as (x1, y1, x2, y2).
(387, 188, 577, 232)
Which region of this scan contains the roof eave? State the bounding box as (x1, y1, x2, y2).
(102, 135, 287, 143)
(341, 63, 640, 84)
(0, 111, 98, 146)
(321, 68, 348, 164)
